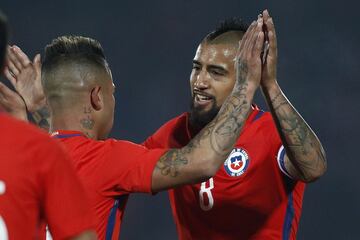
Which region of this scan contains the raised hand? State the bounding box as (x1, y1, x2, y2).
(4, 46, 45, 112)
(261, 9, 278, 88)
(259, 10, 327, 182)
(235, 15, 264, 91)
(0, 82, 27, 121)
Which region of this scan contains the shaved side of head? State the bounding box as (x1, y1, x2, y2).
(203, 18, 248, 48)
(42, 36, 110, 112)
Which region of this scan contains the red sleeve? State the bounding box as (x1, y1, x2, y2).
(99, 139, 167, 196)
(143, 135, 163, 149)
(40, 139, 94, 239)
(263, 114, 293, 179)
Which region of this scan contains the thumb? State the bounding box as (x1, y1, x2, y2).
(34, 54, 41, 67)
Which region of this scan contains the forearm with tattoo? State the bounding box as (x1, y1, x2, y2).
(262, 84, 326, 182)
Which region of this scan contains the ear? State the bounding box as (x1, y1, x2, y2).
(90, 86, 102, 111)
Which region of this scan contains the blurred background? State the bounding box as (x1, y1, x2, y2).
(1, 0, 359, 239)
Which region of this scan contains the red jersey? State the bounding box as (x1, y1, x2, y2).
(0, 114, 93, 240)
(144, 106, 306, 240)
(51, 130, 167, 240)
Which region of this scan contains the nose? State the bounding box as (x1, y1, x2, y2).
(193, 70, 210, 90)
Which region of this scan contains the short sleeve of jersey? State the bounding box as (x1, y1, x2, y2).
(40, 140, 94, 239)
(143, 135, 163, 149)
(262, 115, 292, 179)
(99, 139, 167, 196)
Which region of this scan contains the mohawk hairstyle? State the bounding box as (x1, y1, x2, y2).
(0, 10, 8, 69)
(42, 35, 108, 73)
(204, 17, 249, 42)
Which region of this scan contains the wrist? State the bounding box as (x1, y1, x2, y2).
(244, 81, 259, 95)
(261, 78, 279, 92)
(28, 97, 46, 113)
(11, 105, 28, 122)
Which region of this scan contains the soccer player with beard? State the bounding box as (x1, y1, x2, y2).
(0, 11, 96, 240)
(143, 10, 327, 239)
(1, 15, 267, 239)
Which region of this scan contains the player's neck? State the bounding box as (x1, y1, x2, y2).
(50, 114, 99, 140)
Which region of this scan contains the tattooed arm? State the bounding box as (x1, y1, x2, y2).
(4, 45, 50, 131)
(152, 18, 265, 192)
(260, 10, 326, 182)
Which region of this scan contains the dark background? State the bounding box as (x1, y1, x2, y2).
(1, 0, 359, 239)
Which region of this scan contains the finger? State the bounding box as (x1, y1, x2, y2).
(0, 82, 17, 99)
(244, 15, 263, 53)
(34, 54, 42, 72)
(6, 56, 20, 77)
(266, 18, 277, 57)
(253, 31, 265, 58)
(243, 17, 261, 51)
(246, 17, 263, 55)
(238, 21, 256, 52)
(12, 46, 31, 68)
(262, 9, 270, 22)
(3, 66, 17, 87)
(7, 46, 23, 71)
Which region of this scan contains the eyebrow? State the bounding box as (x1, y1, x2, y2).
(193, 60, 228, 72)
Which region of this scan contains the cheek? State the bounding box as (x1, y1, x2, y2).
(189, 74, 196, 94)
(214, 82, 235, 105)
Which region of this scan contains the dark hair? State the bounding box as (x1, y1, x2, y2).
(0, 10, 8, 69)
(205, 17, 249, 42)
(42, 35, 107, 73)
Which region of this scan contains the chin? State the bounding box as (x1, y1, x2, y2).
(189, 99, 220, 130)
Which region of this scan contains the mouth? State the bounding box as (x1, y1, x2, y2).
(193, 91, 214, 107)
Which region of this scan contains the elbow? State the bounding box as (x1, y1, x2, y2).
(187, 156, 220, 183)
(301, 155, 327, 183)
(197, 157, 222, 180)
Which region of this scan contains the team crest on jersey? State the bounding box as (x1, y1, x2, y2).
(224, 148, 250, 177)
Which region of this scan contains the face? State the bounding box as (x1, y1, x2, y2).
(189, 41, 238, 128)
(98, 69, 115, 139)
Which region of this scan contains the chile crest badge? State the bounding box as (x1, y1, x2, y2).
(224, 148, 250, 177)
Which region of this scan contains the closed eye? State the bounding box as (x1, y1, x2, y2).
(192, 63, 201, 71)
(210, 69, 225, 76)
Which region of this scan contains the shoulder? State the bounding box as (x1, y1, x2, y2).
(0, 114, 70, 170)
(153, 113, 188, 135)
(0, 114, 61, 151)
(144, 113, 189, 148)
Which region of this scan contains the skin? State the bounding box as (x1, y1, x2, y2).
(190, 32, 243, 130)
(42, 60, 115, 140)
(3, 11, 326, 188)
(259, 10, 326, 181)
(1, 19, 265, 193)
(0, 81, 27, 120)
(0, 28, 97, 240)
(188, 10, 326, 182)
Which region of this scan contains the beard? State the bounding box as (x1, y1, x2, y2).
(189, 96, 221, 132)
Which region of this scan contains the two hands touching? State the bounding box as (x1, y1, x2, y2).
(234, 9, 278, 93)
(0, 10, 278, 123)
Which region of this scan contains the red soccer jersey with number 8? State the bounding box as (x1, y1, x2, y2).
(144, 106, 305, 240)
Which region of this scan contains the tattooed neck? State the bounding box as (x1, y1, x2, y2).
(80, 106, 96, 139)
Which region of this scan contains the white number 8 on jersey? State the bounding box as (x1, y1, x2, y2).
(199, 177, 214, 211)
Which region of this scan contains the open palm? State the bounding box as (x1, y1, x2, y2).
(4, 46, 45, 112)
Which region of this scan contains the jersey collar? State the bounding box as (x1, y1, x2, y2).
(50, 130, 86, 139)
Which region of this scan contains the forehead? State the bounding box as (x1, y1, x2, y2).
(194, 42, 238, 68)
